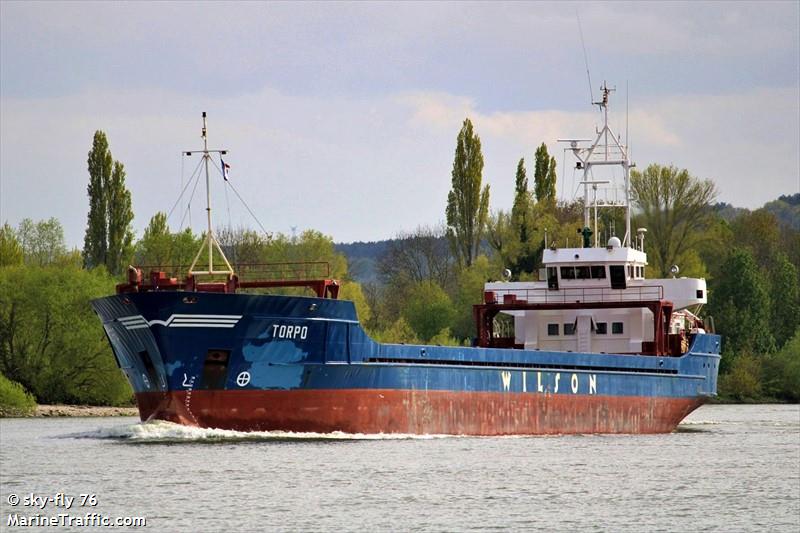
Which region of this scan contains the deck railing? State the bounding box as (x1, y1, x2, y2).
(129, 261, 331, 281)
(486, 285, 663, 305)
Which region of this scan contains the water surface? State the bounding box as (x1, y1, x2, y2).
(1, 404, 798, 532)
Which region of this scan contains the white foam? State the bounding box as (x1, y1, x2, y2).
(678, 420, 722, 426)
(66, 420, 459, 442)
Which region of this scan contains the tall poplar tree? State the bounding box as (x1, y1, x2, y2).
(83, 131, 112, 269)
(511, 158, 532, 244)
(446, 118, 489, 267)
(533, 143, 557, 204)
(82, 131, 134, 274)
(106, 161, 134, 275)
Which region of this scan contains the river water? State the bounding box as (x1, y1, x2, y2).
(0, 404, 798, 532)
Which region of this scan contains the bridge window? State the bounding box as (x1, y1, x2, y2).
(564, 322, 575, 335)
(591, 265, 606, 279)
(609, 265, 627, 289)
(547, 323, 559, 336)
(560, 267, 575, 280)
(612, 322, 624, 335)
(627, 265, 634, 278)
(576, 266, 590, 279)
(595, 322, 607, 335)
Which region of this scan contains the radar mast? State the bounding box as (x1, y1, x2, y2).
(558, 82, 635, 248)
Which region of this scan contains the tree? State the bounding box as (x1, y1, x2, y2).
(730, 209, 781, 269)
(83, 131, 112, 270)
(378, 225, 454, 290)
(402, 281, 455, 342)
(708, 247, 775, 362)
(769, 253, 800, 349)
(106, 161, 134, 275)
(135, 212, 172, 268)
(0, 223, 23, 267)
(0, 264, 131, 405)
(82, 131, 134, 275)
(763, 328, 800, 402)
(631, 164, 717, 277)
(446, 118, 489, 267)
(16, 218, 67, 266)
(533, 143, 556, 204)
(511, 158, 532, 243)
(451, 254, 495, 340)
(486, 210, 517, 271)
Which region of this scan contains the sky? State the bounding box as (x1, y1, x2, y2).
(1, 1, 798, 248)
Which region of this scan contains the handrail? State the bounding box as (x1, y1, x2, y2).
(129, 261, 332, 281)
(487, 285, 664, 304)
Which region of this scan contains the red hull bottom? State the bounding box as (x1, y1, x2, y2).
(134, 390, 704, 435)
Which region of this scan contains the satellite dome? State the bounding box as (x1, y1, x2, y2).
(607, 236, 621, 248)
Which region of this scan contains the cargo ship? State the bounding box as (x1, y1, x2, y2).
(92, 92, 720, 435)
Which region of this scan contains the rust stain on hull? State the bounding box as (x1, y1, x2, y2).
(135, 390, 704, 435)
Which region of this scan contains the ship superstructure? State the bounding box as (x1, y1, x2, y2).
(476, 83, 708, 359)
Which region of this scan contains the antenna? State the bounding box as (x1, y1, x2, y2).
(625, 80, 630, 158)
(576, 10, 594, 105)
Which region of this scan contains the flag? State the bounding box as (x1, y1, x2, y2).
(221, 158, 231, 181)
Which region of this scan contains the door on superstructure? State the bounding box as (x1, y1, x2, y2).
(609, 265, 627, 290)
(547, 267, 559, 290)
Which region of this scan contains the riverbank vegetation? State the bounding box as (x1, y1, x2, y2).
(1, 124, 798, 414)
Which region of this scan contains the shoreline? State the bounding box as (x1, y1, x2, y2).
(33, 405, 139, 418)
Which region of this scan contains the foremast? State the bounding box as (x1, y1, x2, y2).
(186, 112, 235, 278)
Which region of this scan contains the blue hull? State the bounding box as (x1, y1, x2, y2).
(92, 291, 721, 434)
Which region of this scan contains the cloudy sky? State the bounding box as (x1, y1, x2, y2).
(1, 1, 798, 247)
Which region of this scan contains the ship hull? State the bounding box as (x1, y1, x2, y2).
(135, 389, 703, 435)
(92, 291, 721, 436)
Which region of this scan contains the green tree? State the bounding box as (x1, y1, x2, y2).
(370, 317, 420, 345)
(82, 131, 134, 275)
(631, 164, 717, 277)
(402, 281, 455, 342)
(718, 351, 763, 402)
(0, 264, 132, 405)
(730, 209, 781, 269)
(451, 254, 495, 340)
(769, 253, 800, 349)
(446, 118, 489, 267)
(339, 281, 372, 325)
(511, 158, 532, 243)
(16, 218, 67, 266)
(763, 328, 800, 402)
(708, 247, 775, 363)
(486, 210, 518, 272)
(134, 213, 202, 277)
(106, 161, 134, 275)
(83, 131, 112, 269)
(0, 372, 36, 416)
(0, 223, 23, 267)
(533, 143, 556, 204)
(135, 212, 173, 268)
